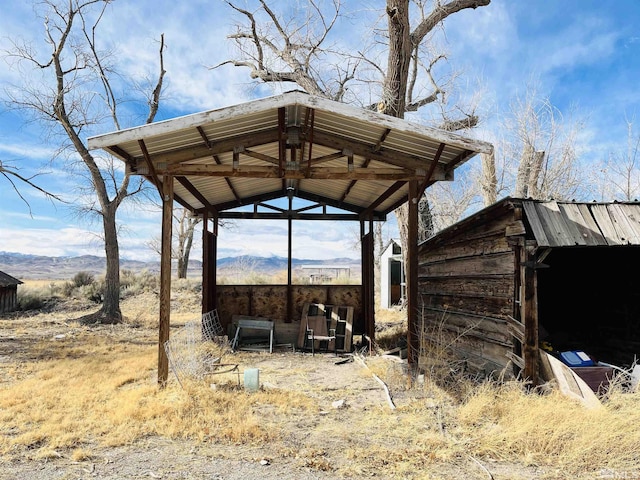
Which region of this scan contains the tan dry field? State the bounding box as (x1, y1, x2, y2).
(0, 281, 639, 479)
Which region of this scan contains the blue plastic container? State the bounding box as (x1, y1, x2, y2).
(559, 350, 594, 367)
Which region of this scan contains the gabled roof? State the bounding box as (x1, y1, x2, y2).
(0, 271, 23, 287)
(88, 91, 493, 220)
(381, 238, 402, 257)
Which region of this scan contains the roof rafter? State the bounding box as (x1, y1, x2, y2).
(197, 126, 241, 204)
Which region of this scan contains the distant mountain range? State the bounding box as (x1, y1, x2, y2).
(0, 252, 359, 280)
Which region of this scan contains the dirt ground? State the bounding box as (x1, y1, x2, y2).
(0, 295, 633, 480)
(0, 347, 549, 480)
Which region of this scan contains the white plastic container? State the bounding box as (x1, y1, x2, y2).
(244, 368, 260, 392)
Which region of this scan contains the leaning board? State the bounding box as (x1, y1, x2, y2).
(539, 351, 601, 409)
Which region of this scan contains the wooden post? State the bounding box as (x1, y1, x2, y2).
(360, 218, 375, 345)
(521, 246, 539, 383)
(202, 212, 209, 314)
(201, 214, 218, 315)
(407, 181, 419, 368)
(211, 217, 218, 314)
(367, 217, 375, 343)
(286, 195, 293, 322)
(158, 175, 173, 386)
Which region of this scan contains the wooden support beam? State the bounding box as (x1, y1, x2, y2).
(176, 176, 216, 213)
(158, 174, 173, 387)
(217, 211, 364, 221)
(287, 195, 293, 323)
(139, 139, 163, 199)
(165, 164, 428, 181)
(278, 107, 286, 177)
(407, 180, 419, 368)
(202, 211, 210, 314)
(310, 131, 444, 172)
(360, 220, 375, 346)
(418, 143, 445, 197)
(373, 128, 391, 152)
(521, 247, 539, 383)
(367, 217, 376, 343)
(306, 108, 315, 172)
(242, 148, 279, 164)
(197, 126, 242, 203)
(134, 130, 281, 168)
(360, 182, 405, 218)
(340, 158, 372, 202)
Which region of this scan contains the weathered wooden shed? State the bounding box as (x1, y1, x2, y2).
(418, 197, 640, 384)
(0, 271, 23, 314)
(87, 90, 493, 383)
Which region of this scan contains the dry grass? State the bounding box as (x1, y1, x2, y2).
(0, 288, 638, 478)
(456, 381, 640, 474)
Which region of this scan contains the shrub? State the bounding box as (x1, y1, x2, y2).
(61, 281, 75, 298)
(17, 288, 48, 311)
(72, 271, 95, 288)
(120, 270, 159, 299)
(79, 281, 104, 303)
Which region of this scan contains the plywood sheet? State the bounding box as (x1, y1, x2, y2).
(539, 351, 601, 409)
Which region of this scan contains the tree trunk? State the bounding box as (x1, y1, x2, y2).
(417, 196, 434, 242)
(176, 209, 199, 279)
(177, 232, 193, 279)
(527, 150, 546, 199)
(480, 150, 498, 206)
(100, 204, 122, 323)
(382, 0, 411, 118)
(515, 144, 533, 198)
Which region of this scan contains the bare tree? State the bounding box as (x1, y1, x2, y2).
(147, 208, 202, 279)
(2, 0, 166, 323)
(175, 209, 200, 279)
(217, 0, 491, 303)
(480, 85, 586, 204)
(594, 117, 640, 201)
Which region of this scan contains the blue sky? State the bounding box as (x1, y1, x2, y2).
(1, 0, 639, 262)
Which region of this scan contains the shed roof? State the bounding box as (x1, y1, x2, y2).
(87, 91, 493, 220)
(523, 200, 640, 247)
(0, 271, 23, 287)
(420, 197, 640, 249)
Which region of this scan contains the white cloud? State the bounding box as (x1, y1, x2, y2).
(0, 226, 104, 257)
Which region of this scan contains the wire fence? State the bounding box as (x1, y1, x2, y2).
(164, 310, 238, 388)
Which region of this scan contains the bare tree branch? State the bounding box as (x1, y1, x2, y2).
(0, 159, 66, 216)
(410, 0, 491, 45)
(3, 0, 166, 324)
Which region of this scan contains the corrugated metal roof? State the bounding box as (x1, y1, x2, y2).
(88, 91, 493, 219)
(523, 200, 640, 247)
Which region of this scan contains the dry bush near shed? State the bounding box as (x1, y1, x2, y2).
(456, 379, 640, 476)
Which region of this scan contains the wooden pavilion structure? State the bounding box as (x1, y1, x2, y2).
(88, 91, 493, 384)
